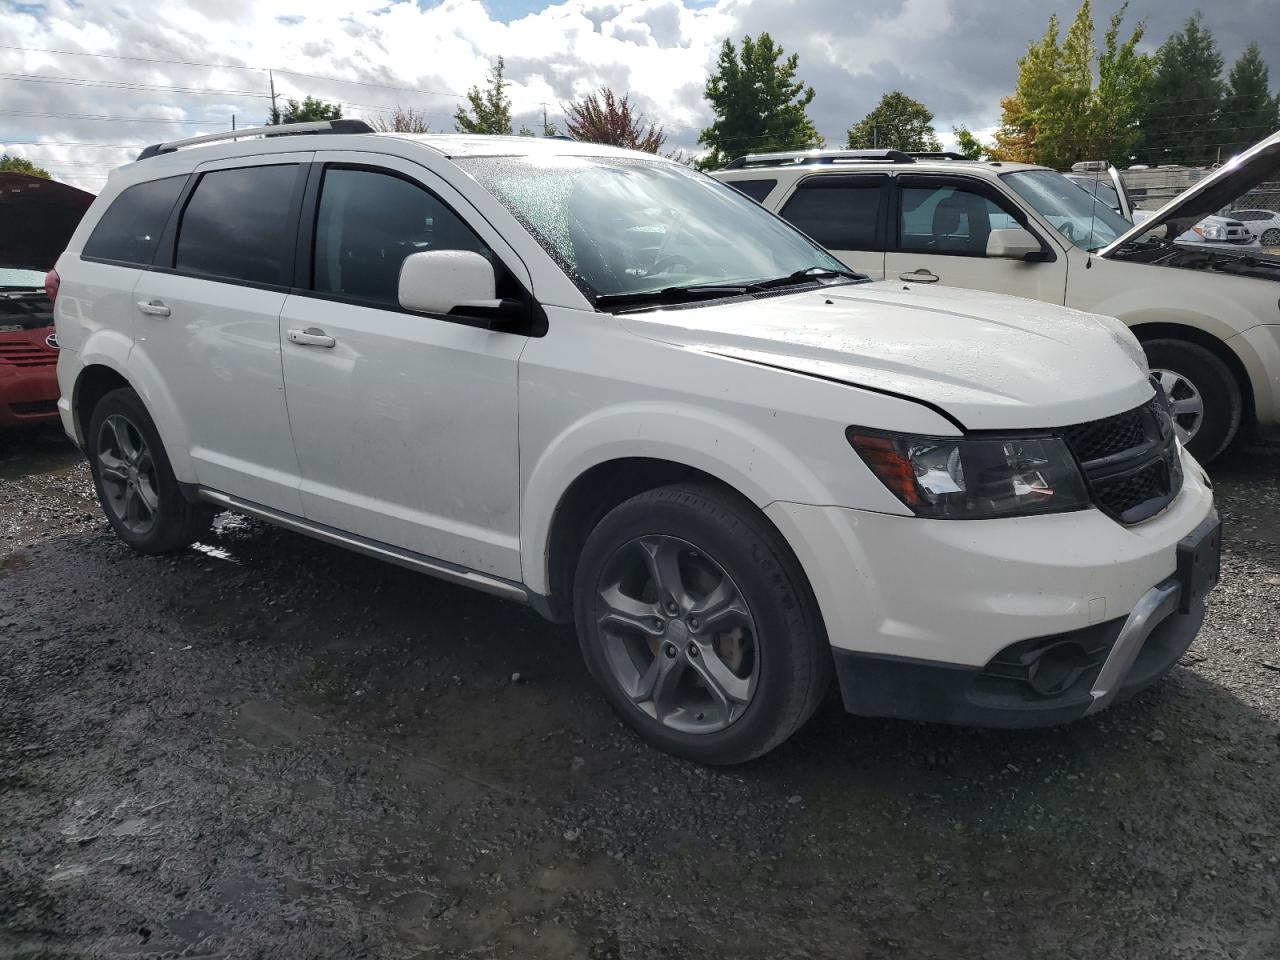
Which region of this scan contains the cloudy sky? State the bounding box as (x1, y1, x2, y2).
(2, 0, 1277, 191)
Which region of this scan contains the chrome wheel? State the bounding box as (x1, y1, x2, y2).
(1153, 368, 1205, 444)
(595, 535, 759, 734)
(96, 413, 160, 535)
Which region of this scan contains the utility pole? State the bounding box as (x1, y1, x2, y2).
(269, 70, 279, 124)
(231, 114, 236, 131)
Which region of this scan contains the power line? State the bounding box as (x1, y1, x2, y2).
(0, 108, 228, 125)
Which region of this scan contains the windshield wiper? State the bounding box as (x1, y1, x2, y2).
(594, 283, 752, 310)
(746, 266, 864, 290)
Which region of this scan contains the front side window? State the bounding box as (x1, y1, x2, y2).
(82, 175, 186, 266)
(175, 165, 299, 285)
(780, 177, 884, 251)
(312, 168, 490, 306)
(899, 182, 1023, 256)
(456, 155, 850, 302)
(1002, 169, 1133, 251)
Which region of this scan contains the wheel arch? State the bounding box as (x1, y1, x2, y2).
(1130, 321, 1256, 423)
(531, 456, 823, 627)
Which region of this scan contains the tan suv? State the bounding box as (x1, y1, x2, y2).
(713, 138, 1280, 462)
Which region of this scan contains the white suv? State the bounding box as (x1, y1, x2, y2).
(713, 137, 1280, 463)
(51, 122, 1219, 763)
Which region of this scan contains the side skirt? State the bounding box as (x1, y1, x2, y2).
(195, 487, 531, 606)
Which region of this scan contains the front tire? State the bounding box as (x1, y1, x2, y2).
(1143, 339, 1242, 463)
(573, 483, 831, 764)
(1261, 227, 1280, 246)
(87, 387, 214, 554)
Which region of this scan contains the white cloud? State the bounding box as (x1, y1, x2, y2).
(1, 0, 1274, 190)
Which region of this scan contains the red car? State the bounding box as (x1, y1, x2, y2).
(1, 172, 94, 427)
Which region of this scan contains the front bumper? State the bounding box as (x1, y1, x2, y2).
(832, 579, 1203, 728)
(0, 347, 60, 427)
(765, 446, 1217, 725)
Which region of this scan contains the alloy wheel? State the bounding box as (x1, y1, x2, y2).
(1262, 228, 1280, 246)
(595, 535, 759, 734)
(96, 413, 160, 535)
(1153, 368, 1205, 444)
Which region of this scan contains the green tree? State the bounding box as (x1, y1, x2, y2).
(454, 57, 513, 135)
(1139, 14, 1224, 165)
(0, 154, 50, 178)
(1220, 43, 1280, 157)
(269, 96, 343, 125)
(698, 33, 820, 170)
(992, 0, 1151, 167)
(846, 91, 941, 151)
(953, 125, 986, 159)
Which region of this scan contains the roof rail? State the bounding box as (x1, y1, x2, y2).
(722, 148, 915, 170)
(906, 151, 973, 161)
(136, 119, 376, 161)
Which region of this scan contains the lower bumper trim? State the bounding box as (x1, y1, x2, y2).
(833, 586, 1204, 729)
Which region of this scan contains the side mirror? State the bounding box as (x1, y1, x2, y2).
(986, 227, 1043, 260)
(398, 250, 500, 315)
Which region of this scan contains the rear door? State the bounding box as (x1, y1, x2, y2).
(278, 152, 529, 580)
(885, 174, 1067, 303)
(775, 174, 889, 278)
(131, 154, 311, 513)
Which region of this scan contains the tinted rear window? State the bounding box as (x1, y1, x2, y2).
(726, 179, 777, 203)
(175, 165, 300, 285)
(780, 178, 884, 250)
(82, 175, 186, 266)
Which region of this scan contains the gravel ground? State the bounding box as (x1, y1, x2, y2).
(2, 424, 1278, 959)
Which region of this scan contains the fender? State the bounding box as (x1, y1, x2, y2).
(519, 400, 856, 595)
(75, 329, 198, 483)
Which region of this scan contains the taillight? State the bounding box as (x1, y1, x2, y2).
(44, 268, 60, 305)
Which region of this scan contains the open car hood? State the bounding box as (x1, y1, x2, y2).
(1102, 131, 1280, 255)
(0, 172, 95, 272)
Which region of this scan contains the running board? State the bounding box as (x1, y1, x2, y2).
(196, 488, 530, 605)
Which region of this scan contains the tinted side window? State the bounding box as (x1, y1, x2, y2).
(82, 175, 186, 266)
(726, 179, 777, 203)
(175, 165, 299, 285)
(899, 183, 1023, 256)
(779, 178, 883, 250)
(313, 168, 491, 306)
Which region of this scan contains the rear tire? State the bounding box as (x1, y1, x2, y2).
(573, 482, 831, 764)
(87, 387, 214, 554)
(1142, 338, 1242, 463)
(1261, 227, 1280, 246)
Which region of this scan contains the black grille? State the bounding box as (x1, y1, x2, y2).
(10, 399, 58, 416)
(1061, 402, 1151, 463)
(1092, 458, 1172, 516)
(1060, 396, 1183, 525)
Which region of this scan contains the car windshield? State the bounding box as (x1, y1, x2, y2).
(0, 268, 47, 289)
(457, 155, 854, 305)
(1003, 169, 1133, 251)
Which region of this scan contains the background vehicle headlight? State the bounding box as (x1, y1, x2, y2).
(1192, 222, 1226, 241)
(847, 429, 1090, 519)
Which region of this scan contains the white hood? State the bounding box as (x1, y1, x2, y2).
(619, 281, 1153, 430)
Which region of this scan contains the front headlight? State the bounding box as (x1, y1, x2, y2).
(847, 430, 1090, 519)
(1193, 222, 1226, 241)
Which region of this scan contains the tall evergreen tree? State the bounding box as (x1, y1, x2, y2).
(1139, 14, 1224, 165)
(1220, 43, 1280, 157)
(697, 33, 820, 170)
(454, 57, 514, 136)
(269, 96, 342, 125)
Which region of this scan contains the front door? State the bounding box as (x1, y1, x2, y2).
(279, 154, 530, 580)
(885, 175, 1068, 303)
